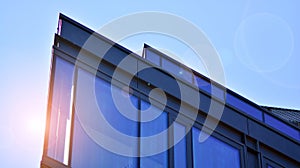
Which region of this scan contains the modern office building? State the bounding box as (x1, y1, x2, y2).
(41, 14, 300, 168)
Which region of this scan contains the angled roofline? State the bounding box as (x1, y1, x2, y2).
(143, 43, 270, 114)
(143, 40, 300, 134)
(58, 13, 142, 60)
(57, 13, 300, 143)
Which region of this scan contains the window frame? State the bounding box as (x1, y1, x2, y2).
(42, 54, 77, 168)
(191, 121, 245, 168)
(263, 157, 284, 168)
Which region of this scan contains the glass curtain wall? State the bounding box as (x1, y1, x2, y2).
(47, 58, 242, 168)
(192, 127, 240, 168)
(47, 57, 74, 165)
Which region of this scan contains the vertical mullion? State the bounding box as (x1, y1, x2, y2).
(186, 127, 193, 168)
(137, 97, 141, 167)
(258, 142, 263, 168)
(137, 60, 141, 167)
(168, 115, 174, 168)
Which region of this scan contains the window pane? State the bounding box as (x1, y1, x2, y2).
(192, 127, 240, 168)
(174, 122, 187, 168)
(162, 58, 180, 75)
(178, 67, 193, 83)
(194, 76, 224, 100)
(140, 100, 168, 168)
(145, 49, 160, 66)
(194, 75, 211, 94)
(227, 93, 263, 121)
(71, 69, 138, 167)
(162, 58, 193, 83)
(47, 57, 74, 164)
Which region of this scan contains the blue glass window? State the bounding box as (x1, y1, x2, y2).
(174, 122, 187, 168)
(194, 75, 225, 100)
(140, 100, 168, 168)
(162, 58, 179, 75)
(264, 113, 300, 141)
(210, 85, 224, 100)
(192, 127, 240, 168)
(178, 67, 193, 83)
(145, 49, 161, 66)
(47, 57, 74, 165)
(71, 69, 138, 167)
(162, 58, 193, 83)
(194, 76, 224, 101)
(194, 75, 211, 94)
(226, 93, 263, 121)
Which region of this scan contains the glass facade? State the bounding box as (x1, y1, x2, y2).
(140, 101, 168, 168)
(161, 58, 193, 83)
(71, 69, 139, 167)
(173, 122, 187, 168)
(192, 128, 240, 168)
(47, 57, 74, 165)
(144, 46, 300, 143)
(226, 93, 263, 121)
(71, 69, 170, 167)
(144, 49, 160, 66)
(71, 115, 138, 168)
(42, 14, 300, 168)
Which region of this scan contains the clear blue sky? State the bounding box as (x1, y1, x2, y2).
(0, 1, 299, 167)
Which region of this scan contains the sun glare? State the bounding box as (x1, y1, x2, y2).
(27, 117, 44, 134)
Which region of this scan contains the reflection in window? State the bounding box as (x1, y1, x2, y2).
(226, 93, 263, 121)
(162, 58, 180, 76)
(192, 127, 240, 168)
(145, 49, 161, 66)
(162, 58, 193, 83)
(194, 75, 211, 94)
(178, 67, 193, 83)
(194, 76, 225, 100)
(140, 101, 168, 168)
(47, 57, 74, 165)
(174, 122, 187, 168)
(71, 69, 138, 167)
